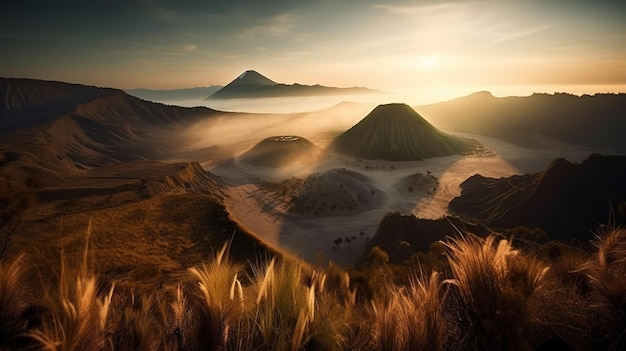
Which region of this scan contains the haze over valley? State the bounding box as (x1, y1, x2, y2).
(1, 1, 626, 349)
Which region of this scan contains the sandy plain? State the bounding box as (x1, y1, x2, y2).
(207, 133, 592, 266)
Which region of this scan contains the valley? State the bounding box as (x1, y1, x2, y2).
(2, 78, 619, 270)
(209, 131, 591, 265)
(2, 77, 625, 351)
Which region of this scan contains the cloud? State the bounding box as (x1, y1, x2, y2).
(181, 44, 198, 52)
(153, 7, 181, 22)
(241, 13, 297, 38)
(486, 24, 552, 46)
(372, 2, 460, 16)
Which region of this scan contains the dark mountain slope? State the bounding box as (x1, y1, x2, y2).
(1, 78, 118, 131)
(125, 86, 222, 103)
(365, 213, 491, 263)
(449, 154, 626, 240)
(0, 78, 222, 183)
(330, 103, 475, 161)
(418, 92, 626, 152)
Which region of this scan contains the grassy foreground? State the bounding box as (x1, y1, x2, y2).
(1, 228, 625, 350)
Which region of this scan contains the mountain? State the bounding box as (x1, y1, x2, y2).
(238, 136, 324, 168)
(329, 103, 476, 161)
(206, 70, 376, 99)
(364, 214, 490, 263)
(0, 78, 274, 284)
(449, 153, 626, 240)
(125, 86, 222, 103)
(363, 153, 626, 263)
(0, 78, 222, 184)
(417, 91, 626, 153)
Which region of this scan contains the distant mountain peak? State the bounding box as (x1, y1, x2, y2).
(231, 70, 276, 86)
(468, 91, 494, 98)
(206, 70, 376, 100)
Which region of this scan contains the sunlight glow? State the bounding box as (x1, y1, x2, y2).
(420, 57, 435, 69)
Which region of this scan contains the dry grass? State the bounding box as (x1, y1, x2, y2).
(444, 234, 549, 350)
(584, 228, 626, 309)
(28, 221, 115, 350)
(371, 271, 448, 351)
(0, 252, 37, 348)
(582, 228, 626, 349)
(13, 193, 266, 287)
(1, 226, 625, 350)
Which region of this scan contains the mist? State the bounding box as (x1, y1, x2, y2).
(183, 101, 375, 157)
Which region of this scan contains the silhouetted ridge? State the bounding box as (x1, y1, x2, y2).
(449, 153, 626, 240)
(418, 92, 626, 152)
(329, 103, 474, 161)
(0, 78, 119, 130)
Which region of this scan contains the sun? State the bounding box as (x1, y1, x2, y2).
(419, 56, 435, 69)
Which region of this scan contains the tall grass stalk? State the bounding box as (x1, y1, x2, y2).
(187, 242, 244, 350)
(584, 228, 626, 308)
(0, 252, 33, 348)
(108, 288, 166, 351)
(583, 228, 626, 349)
(250, 257, 314, 350)
(372, 271, 447, 351)
(29, 220, 116, 350)
(444, 234, 549, 350)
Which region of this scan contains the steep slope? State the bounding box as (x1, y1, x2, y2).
(330, 103, 475, 161)
(449, 154, 626, 240)
(206, 70, 375, 99)
(0, 78, 118, 131)
(418, 91, 626, 152)
(125, 86, 222, 103)
(0, 78, 221, 183)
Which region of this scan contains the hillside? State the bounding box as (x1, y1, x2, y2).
(0, 78, 275, 282)
(418, 91, 626, 152)
(363, 154, 626, 263)
(449, 153, 626, 240)
(330, 103, 476, 161)
(125, 86, 222, 103)
(0, 78, 224, 183)
(206, 70, 376, 99)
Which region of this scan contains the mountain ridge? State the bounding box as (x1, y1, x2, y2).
(448, 153, 626, 240)
(417, 91, 626, 152)
(206, 70, 376, 99)
(0, 78, 223, 183)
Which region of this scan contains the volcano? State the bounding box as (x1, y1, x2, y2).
(239, 136, 324, 168)
(330, 103, 475, 161)
(206, 70, 376, 99)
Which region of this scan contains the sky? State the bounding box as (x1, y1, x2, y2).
(2, 0, 626, 96)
